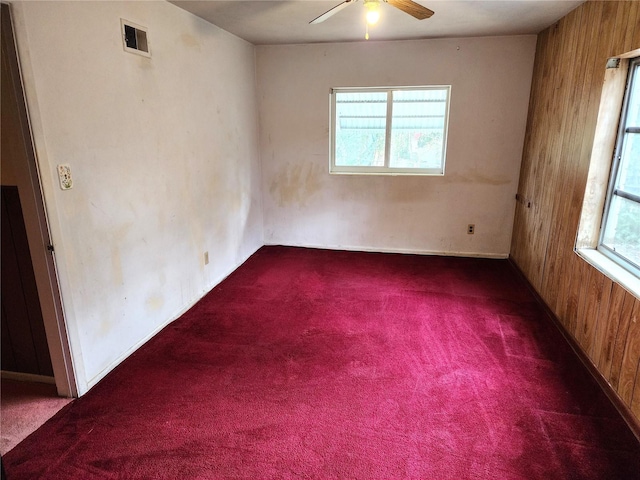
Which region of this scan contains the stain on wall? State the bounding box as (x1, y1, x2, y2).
(269, 162, 322, 207)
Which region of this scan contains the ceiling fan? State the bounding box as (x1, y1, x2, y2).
(310, 0, 434, 25)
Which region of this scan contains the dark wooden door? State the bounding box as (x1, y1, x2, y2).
(1, 186, 53, 376)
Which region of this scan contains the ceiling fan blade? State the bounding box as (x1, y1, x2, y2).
(310, 0, 357, 24)
(385, 0, 434, 20)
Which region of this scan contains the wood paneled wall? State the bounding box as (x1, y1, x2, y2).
(511, 1, 640, 427)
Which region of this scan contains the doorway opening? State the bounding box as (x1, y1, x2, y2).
(1, 3, 77, 398)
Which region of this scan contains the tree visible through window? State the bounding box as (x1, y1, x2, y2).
(599, 56, 640, 277)
(330, 86, 450, 175)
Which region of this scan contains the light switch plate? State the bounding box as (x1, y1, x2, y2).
(57, 164, 73, 190)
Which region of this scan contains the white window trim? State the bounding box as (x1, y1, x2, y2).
(329, 85, 451, 176)
(576, 50, 640, 299)
(596, 56, 640, 279)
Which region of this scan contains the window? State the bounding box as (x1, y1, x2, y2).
(598, 57, 640, 277)
(330, 86, 450, 175)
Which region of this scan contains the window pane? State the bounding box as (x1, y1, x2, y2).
(618, 132, 640, 197)
(389, 89, 447, 169)
(602, 195, 640, 268)
(334, 91, 387, 167)
(618, 64, 640, 197)
(625, 64, 640, 127)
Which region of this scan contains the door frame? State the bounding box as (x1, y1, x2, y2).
(2, 3, 77, 397)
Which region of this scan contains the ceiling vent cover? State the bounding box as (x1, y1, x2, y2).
(121, 19, 150, 57)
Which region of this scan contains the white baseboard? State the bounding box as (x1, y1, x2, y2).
(263, 242, 509, 259)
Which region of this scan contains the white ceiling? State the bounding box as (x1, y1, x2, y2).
(170, 0, 584, 45)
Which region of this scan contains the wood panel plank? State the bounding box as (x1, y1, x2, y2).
(511, 32, 549, 272)
(621, 0, 638, 53)
(531, 24, 564, 288)
(516, 26, 561, 289)
(632, 0, 640, 50)
(618, 300, 640, 405)
(609, 0, 629, 58)
(541, 6, 587, 311)
(598, 282, 626, 378)
(580, 266, 604, 355)
(609, 292, 637, 391)
(516, 34, 548, 196)
(591, 276, 613, 364)
(631, 357, 640, 420)
(575, 261, 593, 346)
(563, 256, 586, 338)
(529, 20, 567, 292)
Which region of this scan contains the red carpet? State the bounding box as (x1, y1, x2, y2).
(4, 246, 640, 479)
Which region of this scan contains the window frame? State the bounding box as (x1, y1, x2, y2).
(329, 85, 451, 176)
(597, 56, 640, 278)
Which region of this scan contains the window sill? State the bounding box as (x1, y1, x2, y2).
(576, 248, 640, 298)
(329, 170, 444, 176)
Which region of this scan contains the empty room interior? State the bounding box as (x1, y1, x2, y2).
(1, 0, 640, 478)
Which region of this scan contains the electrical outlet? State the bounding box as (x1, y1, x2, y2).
(467, 224, 475, 235)
(204, 251, 209, 265)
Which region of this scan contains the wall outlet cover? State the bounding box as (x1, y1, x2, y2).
(57, 164, 73, 190)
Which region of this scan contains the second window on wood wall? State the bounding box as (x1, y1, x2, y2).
(599, 56, 640, 278)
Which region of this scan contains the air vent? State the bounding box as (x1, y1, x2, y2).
(121, 19, 150, 57)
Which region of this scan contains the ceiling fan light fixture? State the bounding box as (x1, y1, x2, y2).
(309, 0, 434, 32)
(364, 0, 380, 25)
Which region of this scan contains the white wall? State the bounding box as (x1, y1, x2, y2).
(257, 36, 536, 257)
(10, 1, 263, 394)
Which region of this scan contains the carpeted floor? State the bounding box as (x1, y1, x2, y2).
(1, 379, 72, 455)
(4, 246, 640, 478)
